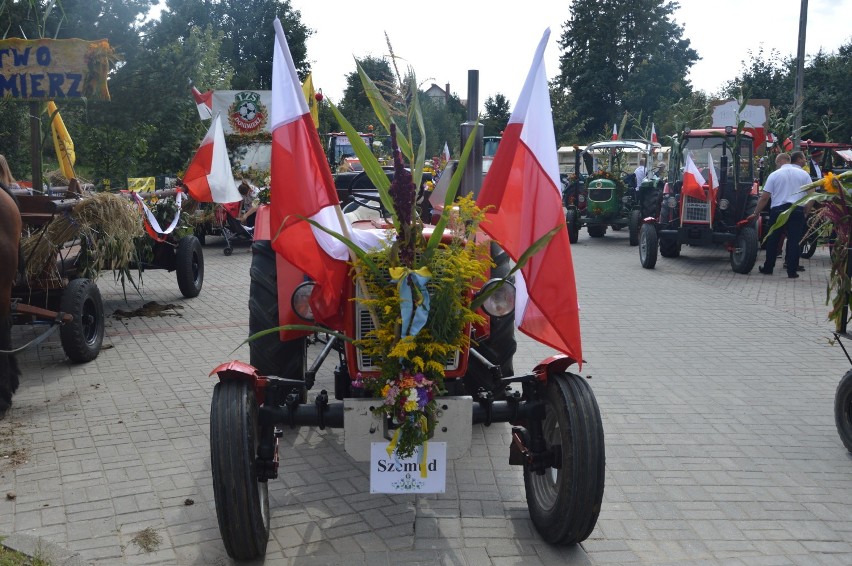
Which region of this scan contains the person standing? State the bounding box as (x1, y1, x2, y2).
(807, 149, 823, 181)
(633, 158, 647, 189)
(749, 151, 812, 278)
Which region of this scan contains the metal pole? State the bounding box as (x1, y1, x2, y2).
(460, 70, 483, 198)
(792, 0, 808, 151)
(29, 101, 42, 194)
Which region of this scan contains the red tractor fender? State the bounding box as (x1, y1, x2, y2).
(210, 360, 268, 405)
(532, 354, 580, 381)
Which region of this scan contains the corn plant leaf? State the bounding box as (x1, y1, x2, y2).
(356, 60, 412, 158)
(424, 124, 479, 258)
(328, 100, 398, 225)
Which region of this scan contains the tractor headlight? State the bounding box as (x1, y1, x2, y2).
(578, 194, 586, 204)
(718, 198, 730, 210)
(667, 197, 678, 208)
(476, 279, 515, 318)
(292, 281, 315, 321)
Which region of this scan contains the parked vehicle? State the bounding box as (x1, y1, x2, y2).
(208, 201, 606, 561)
(563, 139, 663, 246)
(639, 127, 760, 273)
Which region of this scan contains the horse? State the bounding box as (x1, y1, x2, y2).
(0, 183, 22, 418)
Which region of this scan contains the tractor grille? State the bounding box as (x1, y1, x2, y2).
(683, 195, 711, 223)
(355, 290, 460, 372)
(588, 188, 612, 202)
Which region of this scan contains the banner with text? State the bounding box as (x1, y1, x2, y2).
(0, 38, 113, 101)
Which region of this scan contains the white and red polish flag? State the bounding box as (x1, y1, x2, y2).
(611, 123, 618, 140)
(651, 123, 658, 144)
(191, 85, 213, 120)
(269, 18, 352, 323)
(681, 152, 707, 201)
(182, 114, 241, 203)
(707, 151, 719, 203)
(476, 28, 582, 367)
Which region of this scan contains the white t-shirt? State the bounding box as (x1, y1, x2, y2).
(634, 165, 646, 188)
(763, 164, 812, 207)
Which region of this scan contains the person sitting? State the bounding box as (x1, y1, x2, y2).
(237, 180, 259, 229)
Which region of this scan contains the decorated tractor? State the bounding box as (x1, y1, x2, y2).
(563, 140, 662, 246)
(639, 128, 760, 273)
(208, 22, 605, 562)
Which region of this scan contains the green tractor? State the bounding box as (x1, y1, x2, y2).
(563, 140, 663, 246)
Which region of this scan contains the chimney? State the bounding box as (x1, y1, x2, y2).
(445, 82, 450, 104)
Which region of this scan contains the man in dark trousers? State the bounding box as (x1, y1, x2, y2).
(749, 151, 813, 278)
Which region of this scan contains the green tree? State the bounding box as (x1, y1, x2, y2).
(549, 81, 586, 147)
(482, 94, 511, 137)
(557, 0, 698, 140)
(150, 0, 311, 89)
(337, 56, 397, 134)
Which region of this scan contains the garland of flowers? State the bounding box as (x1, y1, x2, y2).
(350, 125, 489, 458)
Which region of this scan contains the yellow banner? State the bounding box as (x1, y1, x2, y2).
(47, 101, 75, 179)
(127, 177, 156, 192)
(0, 38, 114, 101)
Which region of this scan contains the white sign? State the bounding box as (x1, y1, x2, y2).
(370, 442, 447, 494)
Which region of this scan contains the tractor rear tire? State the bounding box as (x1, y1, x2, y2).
(587, 225, 606, 238)
(566, 209, 579, 244)
(835, 369, 852, 453)
(176, 235, 204, 298)
(628, 210, 640, 246)
(524, 373, 605, 545)
(59, 278, 104, 363)
(249, 240, 307, 381)
(642, 187, 661, 219)
(639, 224, 658, 269)
(730, 226, 758, 274)
(465, 244, 516, 397)
(659, 238, 681, 258)
(210, 380, 270, 560)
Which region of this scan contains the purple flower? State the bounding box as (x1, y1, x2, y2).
(388, 124, 417, 266)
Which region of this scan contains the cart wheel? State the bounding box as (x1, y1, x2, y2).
(224, 247, 233, 256)
(639, 223, 658, 269)
(525, 372, 605, 545)
(176, 235, 204, 298)
(835, 368, 852, 453)
(565, 208, 579, 244)
(210, 380, 270, 560)
(59, 278, 104, 363)
(730, 226, 758, 274)
(628, 209, 640, 246)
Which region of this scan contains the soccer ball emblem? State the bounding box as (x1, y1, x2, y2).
(237, 101, 257, 121)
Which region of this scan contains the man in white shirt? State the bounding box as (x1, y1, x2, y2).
(633, 158, 647, 190)
(749, 151, 813, 278)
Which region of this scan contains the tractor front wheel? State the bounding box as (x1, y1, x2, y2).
(524, 373, 605, 545)
(730, 226, 758, 274)
(210, 380, 270, 560)
(835, 369, 852, 453)
(639, 224, 658, 269)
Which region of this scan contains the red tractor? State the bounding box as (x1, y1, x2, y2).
(639, 127, 760, 273)
(207, 196, 606, 561)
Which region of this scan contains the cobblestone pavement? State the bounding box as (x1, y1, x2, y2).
(2, 230, 852, 565)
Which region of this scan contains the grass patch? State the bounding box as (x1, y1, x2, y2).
(0, 538, 52, 566)
(129, 528, 161, 553)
